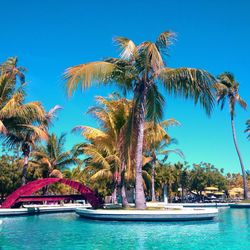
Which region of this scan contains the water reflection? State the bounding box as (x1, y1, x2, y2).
(0, 209, 250, 250)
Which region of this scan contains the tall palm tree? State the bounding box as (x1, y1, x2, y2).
(64, 31, 215, 208)
(246, 120, 250, 140)
(214, 72, 248, 199)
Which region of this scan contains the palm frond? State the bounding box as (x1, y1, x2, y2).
(158, 67, 215, 116)
(161, 149, 185, 161)
(235, 94, 247, 110)
(145, 84, 165, 123)
(49, 169, 63, 178)
(64, 61, 116, 96)
(156, 31, 176, 55)
(72, 125, 107, 141)
(83, 144, 110, 169)
(245, 119, 250, 140)
(17, 124, 48, 141)
(113, 37, 137, 60)
(90, 169, 112, 181)
(138, 42, 164, 71)
(160, 118, 181, 128)
(143, 156, 153, 166)
(45, 105, 62, 125)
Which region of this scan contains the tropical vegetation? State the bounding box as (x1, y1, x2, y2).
(64, 31, 215, 208)
(246, 120, 250, 140)
(0, 30, 249, 207)
(0, 57, 61, 185)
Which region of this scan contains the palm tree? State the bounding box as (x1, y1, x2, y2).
(31, 133, 76, 194)
(214, 72, 248, 199)
(0, 58, 50, 185)
(77, 143, 121, 203)
(246, 120, 250, 140)
(64, 31, 215, 208)
(32, 133, 75, 177)
(72, 94, 132, 206)
(143, 119, 183, 201)
(0, 57, 62, 185)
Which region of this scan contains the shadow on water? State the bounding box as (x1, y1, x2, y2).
(76, 215, 218, 227)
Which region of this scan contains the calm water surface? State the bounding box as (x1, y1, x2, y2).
(0, 208, 250, 250)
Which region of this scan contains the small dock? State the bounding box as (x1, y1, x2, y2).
(0, 204, 90, 216)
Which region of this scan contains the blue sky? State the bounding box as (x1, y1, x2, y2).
(0, 0, 249, 173)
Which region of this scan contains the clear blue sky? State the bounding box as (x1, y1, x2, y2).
(1, 0, 249, 173)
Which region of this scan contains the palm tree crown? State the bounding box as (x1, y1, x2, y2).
(245, 120, 250, 140)
(0, 57, 47, 139)
(32, 133, 75, 178)
(214, 72, 247, 115)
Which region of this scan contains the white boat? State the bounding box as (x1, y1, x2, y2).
(75, 207, 218, 221)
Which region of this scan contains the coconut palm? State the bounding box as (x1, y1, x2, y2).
(76, 142, 121, 202)
(72, 94, 132, 206)
(64, 31, 215, 208)
(32, 133, 75, 178)
(246, 120, 250, 140)
(0, 57, 51, 185)
(0, 58, 62, 185)
(214, 72, 248, 199)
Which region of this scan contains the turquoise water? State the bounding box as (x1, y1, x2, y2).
(0, 208, 250, 250)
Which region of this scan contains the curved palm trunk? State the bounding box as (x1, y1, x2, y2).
(134, 89, 147, 209)
(231, 115, 249, 199)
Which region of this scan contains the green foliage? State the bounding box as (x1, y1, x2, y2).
(72, 95, 132, 197)
(31, 133, 76, 178)
(0, 155, 22, 201)
(64, 31, 216, 208)
(214, 72, 247, 117)
(246, 119, 250, 140)
(189, 162, 228, 194)
(153, 161, 228, 201)
(0, 57, 48, 147)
